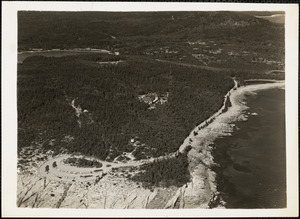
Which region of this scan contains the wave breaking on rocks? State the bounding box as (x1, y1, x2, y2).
(17, 80, 284, 209)
(171, 80, 285, 209)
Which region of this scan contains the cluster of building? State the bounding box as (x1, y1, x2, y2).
(138, 92, 169, 110)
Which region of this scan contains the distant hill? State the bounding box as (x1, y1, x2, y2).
(17, 11, 285, 181)
(18, 11, 284, 72)
(254, 14, 285, 24)
(18, 11, 284, 49)
(241, 11, 284, 16)
(239, 11, 285, 24)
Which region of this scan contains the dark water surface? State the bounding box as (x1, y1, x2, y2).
(212, 87, 286, 208)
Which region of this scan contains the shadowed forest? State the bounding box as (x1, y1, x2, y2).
(18, 11, 284, 187)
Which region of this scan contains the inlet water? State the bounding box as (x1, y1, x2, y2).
(212, 87, 286, 208)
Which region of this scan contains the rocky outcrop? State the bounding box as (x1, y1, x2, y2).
(17, 79, 242, 209)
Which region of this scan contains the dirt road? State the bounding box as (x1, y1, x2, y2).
(39, 155, 145, 183)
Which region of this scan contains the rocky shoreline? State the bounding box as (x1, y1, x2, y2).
(17, 80, 284, 209)
(175, 80, 285, 209)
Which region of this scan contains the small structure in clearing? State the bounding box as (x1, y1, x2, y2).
(138, 92, 169, 110)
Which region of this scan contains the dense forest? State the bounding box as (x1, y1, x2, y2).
(64, 157, 103, 168)
(18, 54, 233, 160)
(131, 153, 191, 188)
(18, 11, 285, 187)
(18, 11, 284, 72)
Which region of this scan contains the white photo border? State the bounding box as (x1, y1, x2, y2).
(2, 1, 299, 217)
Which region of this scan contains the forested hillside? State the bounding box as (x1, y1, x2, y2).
(18, 54, 233, 160)
(18, 11, 284, 72)
(18, 11, 284, 187)
(131, 153, 190, 188)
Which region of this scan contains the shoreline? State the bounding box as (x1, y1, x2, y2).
(176, 80, 285, 208)
(211, 87, 286, 208)
(163, 79, 285, 208)
(16, 80, 285, 209)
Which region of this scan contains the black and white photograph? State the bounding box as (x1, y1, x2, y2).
(2, 1, 298, 217)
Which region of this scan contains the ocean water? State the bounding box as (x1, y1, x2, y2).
(212, 87, 286, 208)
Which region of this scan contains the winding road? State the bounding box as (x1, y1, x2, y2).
(39, 155, 145, 183)
(39, 78, 238, 183)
